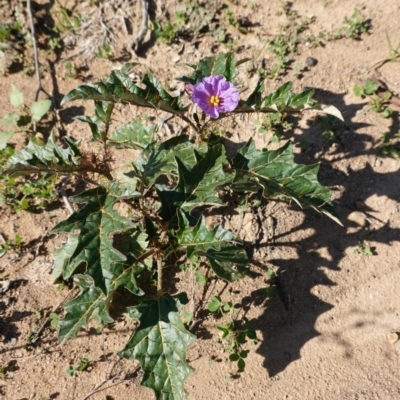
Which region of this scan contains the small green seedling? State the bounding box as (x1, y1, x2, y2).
(217, 317, 258, 371)
(321, 115, 342, 142)
(354, 241, 375, 256)
(0, 233, 23, 257)
(342, 7, 371, 39)
(370, 32, 400, 70)
(66, 358, 91, 377)
(49, 312, 60, 328)
(0, 84, 51, 149)
(66, 365, 76, 377)
(377, 132, 400, 158)
(208, 296, 233, 315)
(353, 80, 393, 118)
(64, 61, 78, 79)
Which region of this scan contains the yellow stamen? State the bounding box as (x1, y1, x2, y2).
(210, 95, 220, 106)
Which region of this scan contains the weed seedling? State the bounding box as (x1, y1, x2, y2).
(0, 84, 52, 148)
(342, 7, 371, 40)
(377, 132, 400, 158)
(354, 80, 393, 118)
(354, 241, 375, 256)
(0, 234, 23, 257)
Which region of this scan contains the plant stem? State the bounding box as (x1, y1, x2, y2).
(157, 258, 162, 298)
(178, 114, 200, 133)
(26, 0, 52, 105)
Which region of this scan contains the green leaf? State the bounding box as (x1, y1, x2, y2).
(129, 135, 207, 187)
(157, 144, 233, 221)
(5, 133, 81, 177)
(51, 182, 139, 292)
(29, 99, 52, 122)
(109, 120, 155, 149)
(242, 79, 265, 109)
(120, 293, 195, 400)
(235, 82, 343, 121)
(237, 358, 246, 370)
(52, 234, 79, 282)
(231, 140, 342, 225)
(229, 353, 240, 362)
(194, 271, 206, 286)
(176, 212, 248, 282)
(10, 84, 24, 108)
(364, 80, 378, 95)
(75, 101, 114, 142)
(62, 68, 186, 115)
(177, 52, 238, 84)
(109, 262, 145, 295)
(59, 275, 113, 344)
(0, 112, 20, 126)
(0, 131, 15, 150)
(353, 85, 364, 97)
(208, 296, 222, 312)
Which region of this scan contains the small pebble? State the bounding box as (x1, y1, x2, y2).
(387, 332, 399, 345)
(305, 57, 318, 67)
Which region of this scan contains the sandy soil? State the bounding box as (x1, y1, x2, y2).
(1, 0, 400, 399)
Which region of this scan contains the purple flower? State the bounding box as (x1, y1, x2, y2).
(191, 75, 240, 119)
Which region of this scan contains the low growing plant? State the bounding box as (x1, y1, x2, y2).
(354, 79, 393, 118)
(3, 52, 343, 399)
(0, 84, 52, 149)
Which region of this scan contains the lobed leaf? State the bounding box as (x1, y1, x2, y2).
(156, 144, 233, 221)
(127, 135, 207, 187)
(62, 68, 186, 114)
(177, 52, 238, 84)
(75, 101, 114, 142)
(51, 182, 140, 292)
(5, 133, 81, 177)
(120, 293, 195, 400)
(109, 120, 155, 149)
(58, 274, 113, 344)
(175, 212, 248, 281)
(231, 140, 342, 225)
(236, 82, 343, 120)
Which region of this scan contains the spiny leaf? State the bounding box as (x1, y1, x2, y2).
(128, 135, 207, 187)
(231, 140, 342, 225)
(109, 263, 144, 295)
(120, 293, 195, 400)
(109, 120, 155, 149)
(156, 144, 233, 222)
(51, 182, 140, 292)
(62, 68, 186, 114)
(175, 212, 248, 281)
(235, 82, 343, 120)
(75, 101, 114, 142)
(5, 133, 81, 177)
(59, 274, 113, 344)
(52, 234, 79, 282)
(177, 52, 238, 84)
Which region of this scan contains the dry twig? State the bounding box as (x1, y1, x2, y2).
(26, 0, 51, 103)
(127, 0, 148, 55)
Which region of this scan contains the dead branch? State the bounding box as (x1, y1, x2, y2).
(127, 0, 148, 56)
(26, 0, 51, 103)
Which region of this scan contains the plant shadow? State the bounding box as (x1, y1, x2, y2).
(243, 88, 400, 377)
